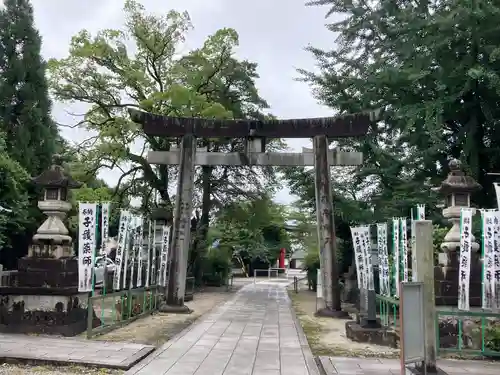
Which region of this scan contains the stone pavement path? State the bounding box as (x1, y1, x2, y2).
(0, 333, 154, 370)
(319, 356, 500, 375)
(127, 279, 319, 375)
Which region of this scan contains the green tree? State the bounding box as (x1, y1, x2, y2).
(0, 0, 58, 175)
(304, 0, 500, 212)
(210, 196, 290, 273)
(0, 133, 30, 253)
(47, 1, 281, 274)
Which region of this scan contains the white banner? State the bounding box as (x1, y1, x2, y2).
(113, 210, 130, 290)
(377, 223, 390, 295)
(159, 225, 171, 287)
(392, 218, 400, 297)
(100, 202, 110, 251)
(122, 214, 132, 290)
(129, 216, 138, 289)
(350, 226, 364, 289)
(151, 221, 157, 285)
(136, 216, 144, 287)
(411, 215, 417, 282)
(400, 218, 408, 282)
(482, 210, 496, 309)
(360, 226, 374, 290)
(493, 211, 500, 309)
(145, 219, 152, 287)
(417, 204, 425, 220)
(494, 183, 500, 210)
(458, 208, 473, 311)
(78, 203, 97, 292)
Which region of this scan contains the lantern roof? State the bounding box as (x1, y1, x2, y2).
(436, 159, 481, 194)
(32, 154, 82, 189)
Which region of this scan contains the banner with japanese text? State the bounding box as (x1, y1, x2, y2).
(360, 226, 374, 290)
(159, 225, 171, 287)
(136, 216, 144, 287)
(416, 204, 425, 220)
(145, 220, 152, 287)
(350, 226, 364, 290)
(78, 203, 97, 292)
(377, 223, 390, 295)
(482, 210, 496, 309)
(400, 218, 408, 282)
(113, 210, 130, 290)
(392, 218, 400, 297)
(458, 208, 473, 311)
(493, 211, 500, 309)
(100, 202, 110, 251)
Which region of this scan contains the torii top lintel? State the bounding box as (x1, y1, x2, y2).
(128, 108, 380, 138)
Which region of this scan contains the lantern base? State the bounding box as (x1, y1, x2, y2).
(158, 302, 192, 314)
(0, 288, 98, 337)
(315, 307, 351, 319)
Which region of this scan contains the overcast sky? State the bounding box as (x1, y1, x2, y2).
(30, 0, 334, 204)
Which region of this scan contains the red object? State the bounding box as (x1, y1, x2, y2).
(279, 248, 285, 268)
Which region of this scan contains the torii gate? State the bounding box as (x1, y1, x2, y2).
(129, 109, 379, 316)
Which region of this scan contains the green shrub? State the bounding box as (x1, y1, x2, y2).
(486, 325, 500, 352)
(202, 249, 231, 286)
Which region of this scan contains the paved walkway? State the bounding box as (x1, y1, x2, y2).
(319, 356, 500, 375)
(0, 333, 154, 369)
(127, 280, 319, 375)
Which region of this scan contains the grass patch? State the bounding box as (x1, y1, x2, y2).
(288, 289, 399, 358)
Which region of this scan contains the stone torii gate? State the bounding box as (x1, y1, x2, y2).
(129, 109, 378, 316)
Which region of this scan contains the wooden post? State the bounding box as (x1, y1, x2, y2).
(164, 134, 195, 312)
(414, 220, 437, 373)
(313, 135, 348, 318)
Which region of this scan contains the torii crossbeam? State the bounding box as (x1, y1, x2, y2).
(128, 108, 379, 138)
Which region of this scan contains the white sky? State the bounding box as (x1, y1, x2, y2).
(31, 0, 335, 204)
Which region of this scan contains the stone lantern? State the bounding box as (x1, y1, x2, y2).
(30, 154, 82, 258)
(434, 159, 482, 306)
(0, 156, 100, 337)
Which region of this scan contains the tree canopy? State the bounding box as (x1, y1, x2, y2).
(0, 0, 58, 176)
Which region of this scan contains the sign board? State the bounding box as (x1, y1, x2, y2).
(317, 269, 323, 299)
(400, 282, 426, 371)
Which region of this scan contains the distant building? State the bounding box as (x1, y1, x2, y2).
(290, 249, 306, 269)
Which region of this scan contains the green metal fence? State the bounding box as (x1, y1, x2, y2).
(376, 294, 500, 358)
(435, 309, 500, 358)
(87, 285, 161, 338)
(376, 294, 399, 328)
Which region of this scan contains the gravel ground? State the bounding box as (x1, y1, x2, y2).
(0, 363, 122, 375)
(288, 287, 399, 358)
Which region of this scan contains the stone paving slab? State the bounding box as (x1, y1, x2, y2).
(0, 333, 155, 370)
(319, 356, 500, 375)
(127, 280, 319, 375)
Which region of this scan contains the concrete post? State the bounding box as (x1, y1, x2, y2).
(414, 220, 437, 373)
(164, 134, 196, 312)
(313, 135, 348, 318)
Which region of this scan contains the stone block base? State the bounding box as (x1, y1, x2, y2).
(0, 291, 100, 336)
(345, 320, 398, 348)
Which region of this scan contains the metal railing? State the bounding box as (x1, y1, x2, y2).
(293, 275, 308, 293)
(376, 294, 399, 328)
(87, 285, 161, 338)
(87, 276, 196, 338)
(435, 309, 500, 358)
(0, 266, 17, 287)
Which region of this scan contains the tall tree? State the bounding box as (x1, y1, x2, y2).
(0, 0, 58, 175)
(304, 0, 500, 211)
(47, 0, 281, 276)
